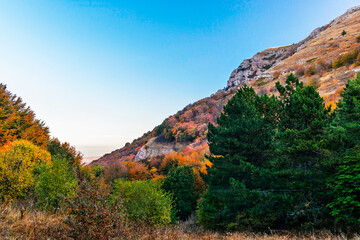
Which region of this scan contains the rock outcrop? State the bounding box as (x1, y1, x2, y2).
(226, 45, 296, 89)
(226, 5, 360, 89)
(134, 136, 187, 160)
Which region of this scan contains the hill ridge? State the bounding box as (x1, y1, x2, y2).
(92, 5, 360, 166)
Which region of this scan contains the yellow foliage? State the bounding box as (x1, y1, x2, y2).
(325, 101, 337, 111)
(0, 140, 51, 201)
(151, 175, 166, 182)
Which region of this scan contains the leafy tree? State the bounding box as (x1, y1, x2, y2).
(47, 138, 82, 166)
(0, 84, 49, 147)
(0, 140, 51, 201)
(328, 146, 360, 230)
(35, 156, 78, 211)
(163, 165, 198, 220)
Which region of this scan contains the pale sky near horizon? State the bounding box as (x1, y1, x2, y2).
(0, 0, 359, 157)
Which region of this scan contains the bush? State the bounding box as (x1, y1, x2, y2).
(308, 77, 320, 89)
(64, 181, 128, 240)
(112, 179, 173, 225)
(357, 35, 360, 43)
(305, 65, 316, 76)
(35, 156, 78, 211)
(333, 49, 360, 69)
(0, 140, 51, 201)
(273, 71, 280, 80)
(295, 66, 305, 77)
(163, 166, 199, 220)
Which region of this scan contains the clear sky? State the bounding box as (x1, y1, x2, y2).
(0, 0, 358, 157)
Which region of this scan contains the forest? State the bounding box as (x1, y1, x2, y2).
(0, 72, 359, 239)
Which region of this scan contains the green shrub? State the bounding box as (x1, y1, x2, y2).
(112, 179, 173, 225)
(163, 166, 199, 220)
(35, 156, 77, 211)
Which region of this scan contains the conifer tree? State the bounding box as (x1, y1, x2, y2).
(273, 74, 334, 228)
(198, 85, 280, 230)
(199, 75, 334, 230)
(330, 73, 360, 151)
(327, 73, 360, 230)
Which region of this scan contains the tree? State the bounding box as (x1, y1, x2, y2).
(327, 73, 360, 231)
(35, 156, 78, 211)
(199, 75, 334, 230)
(47, 138, 82, 166)
(0, 84, 49, 147)
(330, 73, 360, 151)
(328, 146, 360, 231)
(274, 74, 333, 228)
(276, 73, 331, 159)
(0, 140, 51, 201)
(198, 85, 280, 230)
(163, 165, 198, 220)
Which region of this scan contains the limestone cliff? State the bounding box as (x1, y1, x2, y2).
(226, 5, 360, 89)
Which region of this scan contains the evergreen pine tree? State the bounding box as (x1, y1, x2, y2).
(198, 85, 281, 230)
(274, 74, 333, 228)
(330, 73, 360, 151)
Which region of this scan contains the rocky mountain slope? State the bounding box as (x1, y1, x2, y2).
(92, 6, 360, 166)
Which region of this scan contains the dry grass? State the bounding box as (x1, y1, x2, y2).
(0, 203, 70, 240)
(0, 203, 358, 240)
(127, 223, 356, 240)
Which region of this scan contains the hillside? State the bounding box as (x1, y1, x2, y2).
(92, 5, 360, 167)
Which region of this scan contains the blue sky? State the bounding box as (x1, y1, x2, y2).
(0, 0, 358, 157)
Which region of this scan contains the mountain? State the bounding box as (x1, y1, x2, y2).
(92, 6, 360, 166)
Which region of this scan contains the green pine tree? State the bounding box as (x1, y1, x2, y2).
(198, 85, 281, 230)
(330, 73, 360, 151)
(274, 74, 333, 228)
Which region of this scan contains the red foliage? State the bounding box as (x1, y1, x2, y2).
(64, 182, 128, 240)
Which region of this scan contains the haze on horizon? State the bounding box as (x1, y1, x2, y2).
(0, 0, 358, 157)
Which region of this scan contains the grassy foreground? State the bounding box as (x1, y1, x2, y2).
(0, 203, 357, 240)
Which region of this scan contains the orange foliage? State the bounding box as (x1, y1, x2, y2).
(127, 161, 151, 181)
(273, 71, 280, 79)
(0, 84, 49, 148)
(160, 142, 210, 175)
(193, 169, 205, 193)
